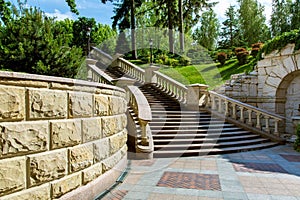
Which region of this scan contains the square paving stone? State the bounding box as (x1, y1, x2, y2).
(157, 171, 221, 191)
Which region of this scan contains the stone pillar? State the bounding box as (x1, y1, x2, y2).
(186, 84, 209, 110)
(86, 59, 97, 81)
(145, 65, 160, 83)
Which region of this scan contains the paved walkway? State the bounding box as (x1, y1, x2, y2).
(102, 145, 300, 200)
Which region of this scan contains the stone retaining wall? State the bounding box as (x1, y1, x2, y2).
(0, 71, 128, 199)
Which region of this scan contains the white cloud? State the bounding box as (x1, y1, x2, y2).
(45, 9, 74, 21)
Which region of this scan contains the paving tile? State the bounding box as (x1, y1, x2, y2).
(232, 162, 288, 174)
(279, 154, 300, 162)
(243, 187, 268, 194)
(157, 171, 221, 191)
(123, 174, 143, 184)
(102, 190, 128, 200)
(246, 193, 272, 200)
(222, 191, 248, 200)
(270, 195, 298, 200)
(131, 159, 157, 166)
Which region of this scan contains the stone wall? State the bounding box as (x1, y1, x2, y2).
(0, 71, 128, 199)
(220, 43, 300, 135)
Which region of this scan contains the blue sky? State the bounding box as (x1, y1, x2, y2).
(8, 0, 272, 26)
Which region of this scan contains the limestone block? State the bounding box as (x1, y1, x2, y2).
(98, 89, 113, 96)
(262, 84, 276, 96)
(29, 149, 67, 187)
(0, 121, 48, 157)
(265, 75, 281, 88)
(50, 119, 81, 149)
(83, 162, 102, 184)
(109, 130, 127, 155)
(280, 43, 295, 56)
(94, 138, 110, 163)
(272, 67, 288, 80)
(28, 89, 67, 119)
(102, 114, 127, 137)
(109, 96, 127, 115)
(0, 157, 26, 195)
(69, 92, 93, 118)
(82, 118, 102, 143)
(94, 95, 110, 116)
(1, 183, 50, 200)
(257, 58, 272, 68)
(295, 53, 300, 70)
(113, 90, 126, 98)
(0, 86, 25, 121)
(0, 80, 48, 88)
(69, 143, 93, 173)
(51, 172, 81, 198)
(282, 56, 297, 73)
(102, 149, 123, 173)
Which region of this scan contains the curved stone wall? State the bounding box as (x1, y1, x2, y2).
(0, 71, 128, 199)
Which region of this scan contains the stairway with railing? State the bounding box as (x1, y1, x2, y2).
(87, 47, 286, 158)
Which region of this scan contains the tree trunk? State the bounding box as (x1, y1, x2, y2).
(131, 0, 137, 59)
(168, 1, 174, 53)
(179, 0, 184, 52)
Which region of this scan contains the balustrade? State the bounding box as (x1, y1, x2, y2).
(208, 91, 285, 136)
(118, 58, 145, 83)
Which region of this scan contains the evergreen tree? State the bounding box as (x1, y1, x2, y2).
(291, 0, 300, 30)
(193, 9, 220, 50)
(270, 0, 292, 37)
(218, 5, 241, 49)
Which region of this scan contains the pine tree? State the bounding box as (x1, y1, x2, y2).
(270, 0, 292, 37)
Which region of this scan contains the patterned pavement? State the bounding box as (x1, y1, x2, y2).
(102, 144, 300, 200)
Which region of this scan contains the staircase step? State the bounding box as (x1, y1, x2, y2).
(153, 142, 278, 158)
(150, 123, 235, 130)
(149, 120, 226, 125)
(152, 130, 251, 138)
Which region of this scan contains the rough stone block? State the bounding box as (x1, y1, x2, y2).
(68, 92, 93, 118)
(1, 183, 50, 200)
(109, 96, 127, 115)
(51, 172, 81, 198)
(50, 119, 81, 149)
(109, 130, 127, 155)
(94, 94, 110, 116)
(83, 162, 102, 185)
(94, 138, 110, 163)
(28, 89, 67, 119)
(0, 86, 25, 121)
(102, 149, 123, 173)
(0, 157, 26, 196)
(29, 149, 67, 187)
(265, 75, 281, 88)
(280, 43, 295, 55)
(69, 143, 94, 173)
(82, 118, 102, 143)
(0, 121, 48, 157)
(102, 114, 127, 137)
(257, 58, 272, 68)
(283, 56, 297, 73)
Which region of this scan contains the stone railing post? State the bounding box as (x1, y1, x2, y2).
(139, 119, 150, 146)
(145, 65, 160, 83)
(186, 84, 209, 110)
(86, 58, 97, 81)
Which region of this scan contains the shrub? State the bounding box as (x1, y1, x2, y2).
(251, 42, 263, 57)
(217, 52, 227, 65)
(235, 47, 249, 65)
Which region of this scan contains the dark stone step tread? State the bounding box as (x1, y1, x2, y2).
(153, 142, 278, 157)
(152, 130, 251, 137)
(150, 123, 235, 130)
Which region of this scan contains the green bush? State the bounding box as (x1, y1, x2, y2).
(217, 52, 227, 65)
(235, 47, 249, 65)
(251, 42, 263, 58)
(294, 124, 300, 152)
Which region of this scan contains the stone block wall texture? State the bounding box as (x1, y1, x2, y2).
(0, 71, 128, 199)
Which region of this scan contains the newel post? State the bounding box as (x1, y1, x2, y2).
(145, 65, 160, 83)
(86, 58, 97, 81)
(186, 84, 209, 110)
(139, 119, 150, 146)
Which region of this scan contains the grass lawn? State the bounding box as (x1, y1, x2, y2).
(129, 56, 256, 89)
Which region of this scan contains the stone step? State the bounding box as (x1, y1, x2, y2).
(153, 134, 260, 144)
(150, 123, 235, 130)
(152, 130, 251, 138)
(149, 120, 226, 126)
(153, 142, 278, 158)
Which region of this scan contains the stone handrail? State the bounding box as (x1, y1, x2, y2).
(86, 62, 114, 84)
(127, 85, 152, 147)
(117, 57, 145, 83)
(153, 71, 188, 103)
(90, 47, 113, 66)
(208, 91, 285, 137)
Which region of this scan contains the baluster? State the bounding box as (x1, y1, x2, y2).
(232, 103, 237, 119)
(218, 97, 222, 113)
(256, 112, 261, 129)
(247, 109, 253, 125)
(265, 116, 270, 133)
(240, 106, 245, 122)
(274, 120, 279, 136)
(224, 100, 229, 116)
(211, 96, 216, 110)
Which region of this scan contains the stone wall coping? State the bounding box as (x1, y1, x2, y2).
(0, 71, 124, 92)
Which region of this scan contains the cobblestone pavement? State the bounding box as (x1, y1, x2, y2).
(102, 144, 300, 200)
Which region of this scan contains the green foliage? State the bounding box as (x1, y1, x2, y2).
(65, 0, 79, 15)
(235, 47, 249, 65)
(0, 0, 12, 24)
(250, 42, 263, 57)
(260, 30, 300, 57)
(294, 124, 300, 152)
(0, 7, 84, 78)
